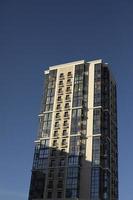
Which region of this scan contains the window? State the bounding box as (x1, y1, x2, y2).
(63, 120, 68, 126)
(48, 169, 54, 178)
(59, 158, 65, 166)
(62, 139, 67, 146)
(58, 168, 64, 178)
(71, 109, 82, 135)
(39, 148, 49, 158)
(64, 111, 69, 117)
(67, 167, 79, 178)
(94, 92, 101, 107)
(69, 136, 80, 155)
(72, 65, 84, 107)
(55, 122, 59, 127)
(60, 73, 64, 78)
(33, 142, 49, 170)
(41, 113, 52, 138)
(57, 191, 62, 198)
(66, 95, 70, 100)
(91, 167, 100, 199)
(53, 140, 58, 146)
(56, 113, 60, 118)
(95, 81, 101, 90)
(46, 96, 54, 104)
(58, 88, 63, 94)
(44, 70, 57, 112)
(53, 140, 56, 146)
(47, 180, 53, 188)
(57, 180, 63, 188)
(68, 156, 79, 166)
(103, 111, 109, 134)
(67, 72, 72, 76)
(57, 96, 62, 102)
(51, 149, 57, 156)
(66, 177, 78, 198)
(94, 64, 101, 106)
(59, 80, 63, 85)
(65, 103, 69, 108)
(60, 149, 66, 156)
(66, 178, 78, 188)
(62, 129, 68, 136)
(66, 189, 78, 198)
(53, 130, 58, 137)
(46, 88, 55, 100)
(92, 137, 100, 165)
(45, 104, 53, 111)
(56, 104, 61, 110)
(50, 160, 56, 167)
(48, 79, 56, 88)
(33, 158, 48, 169)
(66, 87, 71, 92)
(47, 191, 52, 198)
(67, 79, 71, 84)
(44, 113, 52, 121)
(93, 109, 101, 135)
(41, 139, 49, 147)
(43, 121, 51, 130)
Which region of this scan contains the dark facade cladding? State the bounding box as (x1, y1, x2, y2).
(28, 60, 118, 200)
(91, 64, 118, 200)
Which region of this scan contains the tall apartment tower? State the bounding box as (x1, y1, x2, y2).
(28, 59, 118, 200)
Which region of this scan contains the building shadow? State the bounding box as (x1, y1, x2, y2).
(28, 145, 92, 200)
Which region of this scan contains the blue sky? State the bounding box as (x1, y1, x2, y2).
(0, 0, 133, 199)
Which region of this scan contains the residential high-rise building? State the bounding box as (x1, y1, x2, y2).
(28, 59, 118, 200)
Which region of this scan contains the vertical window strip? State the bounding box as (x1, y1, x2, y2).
(94, 64, 101, 107)
(43, 69, 57, 112)
(91, 167, 100, 199)
(72, 64, 84, 107)
(33, 140, 49, 170)
(91, 136, 100, 199)
(93, 108, 101, 135)
(71, 109, 82, 135)
(92, 137, 100, 166)
(38, 113, 52, 138)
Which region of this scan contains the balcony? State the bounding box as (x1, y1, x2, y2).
(59, 73, 64, 80)
(52, 140, 58, 147)
(58, 89, 63, 95)
(47, 184, 53, 189)
(51, 149, 57, 157)
(48, 173, 54, 179)
(62, 130, 68, 137)
(64, 103, 70, 109)
(58, 172, 64, 178)
(66, 87, 71, 94)
(64, 112, 69, 119)
(65, 95, 71, 102)
(58, 80, 64, 87)
(55, 121, 60, 127)
(53, 131, 58, 137)
(60, 149, 66, 157)
(57, 96, 62, 103)
(56, 105, 61, 111)
(49, 160, 56, 167)
(63, 121, 69, 128)
(55, 113, 61, 119)
(57, 181, 63, 189)
(67, 72, 72, 77)
(61, 139, 67, 147)
(54, 126, 60, 130)
(66, 79, 72, 86)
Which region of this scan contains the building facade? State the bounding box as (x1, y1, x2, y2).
(28, 59, 118, 200)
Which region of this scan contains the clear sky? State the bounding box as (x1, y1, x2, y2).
(0, 0, 132, 199)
